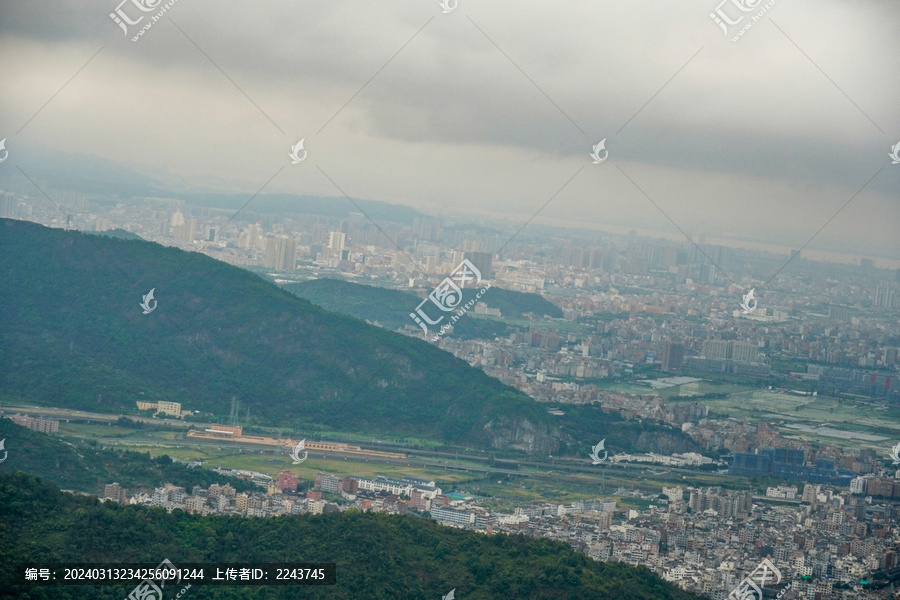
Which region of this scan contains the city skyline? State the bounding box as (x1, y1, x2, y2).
(1, 2, 898, 598)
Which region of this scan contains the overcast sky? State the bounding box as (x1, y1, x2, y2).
(1, 0, 898, 260)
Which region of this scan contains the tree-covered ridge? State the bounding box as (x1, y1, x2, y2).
(0, 419, 254, 495)
(552, 406, 703, 457)
(0, 219, 556, 452)
(0, 220, 701, 458)
(0, 472, 702, 600)
(282, 277, 561, 338)
(88, 228, 144, 241)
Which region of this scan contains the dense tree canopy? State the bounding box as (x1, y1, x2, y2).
(0, 419, 255, 495)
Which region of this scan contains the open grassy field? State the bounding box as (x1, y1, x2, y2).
(703, 389, 900, 453)
(588, 378, 751, 397)
(20, 401, 789, 511)
(463, 474, 605, 512)
(116, 441, 477, 486)
(104, 433, 701, 509)
(654, 380, 751, 398)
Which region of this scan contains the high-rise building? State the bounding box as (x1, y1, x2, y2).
(412, 217, 442, 241)
(0, 196, 16, 218)
(307, 499, 324, 515)
(802, 484, 819, 507)
(156, 401, 182, 417)
(586, 247, 604, 270)
(886, 347, 899, 366)
(828, 305, 851, 322)
(328, 231, 346, 251)
(170, 210, 185, 229)
(313, 472, 340, 494)
(265, 236, 298, 271)
(103, 483, 127, 503)
(464, 251, 493, 279)
(277, 471, 298, 492)
(238, 223, 265, 250)
(169, 211, 195, 243)
(9, 413, 60, 433)
(661, 343, 685, 371)
(702, 340, 730, 360)
(339, 477, 358, 495)
(874, 283, 898, 308)
(731, 342, 759, 364)
(183, 218, 196, 242)
(561, 246, 582, 268)
(698, 263, 718, 284)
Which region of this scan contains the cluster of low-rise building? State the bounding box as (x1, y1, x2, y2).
(102, 466, 899, 599)
(106, 470, 445, 519)
(421, 484, 898, 599)
(7, 413, 59, 434)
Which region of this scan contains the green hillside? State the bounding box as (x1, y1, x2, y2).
(283, 278, 562, 340)
(0, 219, 699, 458)
(0, 471, 702, 600)
(0, 418, 254, 495)
(282, 278, 519, 339)
(0, 219, 560, 453)
(90, 228, 144, 241)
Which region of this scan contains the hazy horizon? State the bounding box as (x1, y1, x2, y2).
(1, 0, 898, 262)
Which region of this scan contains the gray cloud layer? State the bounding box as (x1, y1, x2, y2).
(1, 0, 898, 258)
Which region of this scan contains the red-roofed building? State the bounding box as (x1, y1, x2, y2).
(278, 471, 298, 492)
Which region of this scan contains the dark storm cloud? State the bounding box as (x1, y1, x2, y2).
(0, 0, 897, 256)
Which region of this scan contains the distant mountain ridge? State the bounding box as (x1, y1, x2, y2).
(2, 144, 426, 223)
(283, 278, 561, 339)
(181, 192, 426, 224)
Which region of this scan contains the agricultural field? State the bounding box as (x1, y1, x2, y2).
(702, 389, 900, 453)
(591, 378, 751, 398)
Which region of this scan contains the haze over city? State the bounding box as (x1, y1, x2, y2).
(1, 1, 899, 600)
(1, 0, 898, 261)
